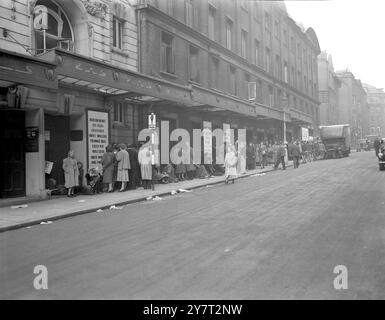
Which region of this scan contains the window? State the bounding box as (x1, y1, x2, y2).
(189, 46, 199, 82)
(225, 18, 233, 50)
(229, 66, 236, 96)
(298, 71, 301, 90)
(208, 5, 216, 40)
(275, 54, 281, 79)
(269, 86, 274, 107)
(167, 0, 175, 15)
(297, 43, 301, 63)
(257, 80, 263, 102)
(264, 11, 270, 30)
(114, 102, 124, 123)
(210, 56, 219, 89)
(290, 36, 295, 53)
(284, 61, 288, 83)
(113, 16, 123, 49)
(254, 40, 260, 66)
(248, 82, 257, 101)
(274, 20, 279, 39)
(161, 32, 174, 74)
(265, 47, 270, 73)
(291, 66, 295, 86)
(253, 2, 260, 21)
(241, 29, 248, 59)
(283, 27, 288, 46)
(244, 73, 250, 99)
(33, 0, 74, 54)
(185, 0, 193, 27)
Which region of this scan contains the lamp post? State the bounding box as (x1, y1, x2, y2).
(281, 93, 289, 163)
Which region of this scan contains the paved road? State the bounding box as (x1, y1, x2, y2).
(1, 151, 385, 299)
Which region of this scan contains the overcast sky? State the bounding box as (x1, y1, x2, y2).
(284, 0, 385, 89)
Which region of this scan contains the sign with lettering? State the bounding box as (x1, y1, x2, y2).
(25, 126, 39, 152)
(203, 121, 212, 163)
(302, 127, 309, 141)
(87, 110, 109, 170)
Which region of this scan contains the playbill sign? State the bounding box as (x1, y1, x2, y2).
(87, 110, 109, 169)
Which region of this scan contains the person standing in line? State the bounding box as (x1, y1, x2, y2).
(224, 144, 238, 184)
(274, 141, 286, 170)
(138, 145, 153, 189)
(291, 141, 301, 169)
(101, 144, 115, 192)
(62, 150, 79, 197)
(116, 143, 130, 192)
(260, 142, 268, 169)
(127, 144, 140, 190)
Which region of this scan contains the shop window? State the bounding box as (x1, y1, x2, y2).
(113, 16, 123, 49)
(33, 0, 74, 54)
(161, 32, 175, 74)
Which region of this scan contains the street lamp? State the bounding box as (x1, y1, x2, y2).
(281, 93, 289, 163)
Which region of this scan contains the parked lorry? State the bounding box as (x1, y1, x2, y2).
(319, 124, 351, 158)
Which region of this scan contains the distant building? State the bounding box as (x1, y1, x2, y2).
(362, 83, 385, 138)
(318, 52, 341, 125)
(335, 70, 369, 147)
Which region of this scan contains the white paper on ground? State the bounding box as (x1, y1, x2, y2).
(11, 204, 28, 209)
(40, 221, 52, 225)
(178, 188, 191, 193)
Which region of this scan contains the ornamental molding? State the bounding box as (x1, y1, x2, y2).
(80, 0, 108, 18)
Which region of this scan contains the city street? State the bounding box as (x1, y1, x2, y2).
(1, 151, 385, 300)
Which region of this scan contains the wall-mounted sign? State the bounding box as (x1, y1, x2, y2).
(25, 126, 39, 152)
(203, 121, 212, 163)
(44, 130, 50, 141)
(87, 110, 109, 170)
(33, 5, 48, 30)
(45, 161, 53, 174)
(302, 127, 309, 141)
(148, 113, 156, 130)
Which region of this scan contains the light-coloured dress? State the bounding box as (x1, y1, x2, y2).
(138, 148, 153, 180)
(62, 157, 79, 188)
(116, 149, 130, 182)
(225, 151, 238, 179)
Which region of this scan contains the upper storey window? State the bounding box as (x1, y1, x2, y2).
(33, 0, 74, 54)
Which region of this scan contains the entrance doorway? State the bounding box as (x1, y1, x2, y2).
(0, 110, 26, 198)
(44, 114, 70, 187)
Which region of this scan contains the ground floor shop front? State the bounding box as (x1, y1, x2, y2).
(0, 48, 313, 199)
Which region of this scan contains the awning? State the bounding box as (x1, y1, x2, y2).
(0, 49, 58, 90)
(39, 48, 194, 106)
(289, 108, 313, 126)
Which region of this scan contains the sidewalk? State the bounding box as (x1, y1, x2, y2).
(0, 163, 292, 232)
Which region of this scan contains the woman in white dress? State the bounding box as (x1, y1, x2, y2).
(224, 144, 238, 184)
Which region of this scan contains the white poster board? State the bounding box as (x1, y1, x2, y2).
(203, 121, 212, 163)
(302, 127, 309, 141)
(87, 110, 109, 170)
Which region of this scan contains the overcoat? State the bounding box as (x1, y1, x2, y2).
(62, 157, 79, 188)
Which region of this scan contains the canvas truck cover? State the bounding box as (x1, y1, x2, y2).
(320, 125, 349, 139)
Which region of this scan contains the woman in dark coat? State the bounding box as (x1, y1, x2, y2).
(127, 144, 140, 190)
(102, 145, 115, 192)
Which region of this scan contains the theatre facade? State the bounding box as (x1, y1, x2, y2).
(0, 0, 320, 199)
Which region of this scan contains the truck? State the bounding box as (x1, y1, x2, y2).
(319, 124, 351, 158)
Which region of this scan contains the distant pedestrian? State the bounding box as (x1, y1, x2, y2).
(102, 144, 115, 192)
(260, 142, 268, 169)
(116, 143, 130, 192)
(127, 144, 140, 190)
(62, 150, 79, 197)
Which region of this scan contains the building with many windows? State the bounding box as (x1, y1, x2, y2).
(318, 51, 341, 125)
(0, 0, 321, 199)
(363, 83, 385, 138)
(335, 69, 369, 147)
(137, 0, 321, 143)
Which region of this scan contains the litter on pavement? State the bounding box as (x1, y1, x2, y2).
(252, 173, 266, 177)
(40, 221, 53, 225)
(96, 209, 103, 213)
(11, 204, 28, 209)
(146, 196, 153, 201)
(152, 196, 162, 201)
(170, 190, 178, 195)
(178, 188, 191, 193)
(109, 205, 123, 210)
(78, 199, 86, 203)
